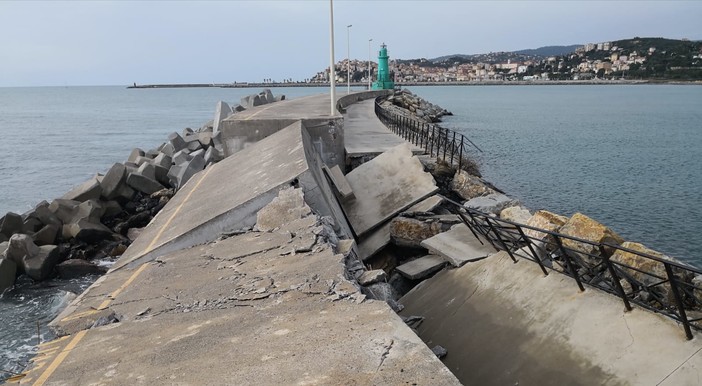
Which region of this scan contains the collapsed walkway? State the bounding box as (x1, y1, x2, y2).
(14, 92, 460, 385)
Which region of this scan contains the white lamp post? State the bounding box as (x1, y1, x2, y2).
(368, 38, 373, 90)
(329, 0, 336, 116)
(346, 24, 352, 94)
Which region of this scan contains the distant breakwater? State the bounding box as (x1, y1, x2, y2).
(127, 79, 702, 89)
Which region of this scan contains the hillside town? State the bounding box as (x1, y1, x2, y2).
(310, 38, 702, 83)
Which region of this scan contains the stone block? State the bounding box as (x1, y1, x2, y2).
(56, 259, 107, 279)
(390, 216, 444, 248)
(213, 101, 232, 134)
(524, 210, 569, 244)
(32, 224, 59, 246)
(559, 212, 624, 262)
(396, 255, 446, 280)
(186, 140, 202, 152)
(262, 89, 275, 104)
(450, 170, 495, 200)
(48, 199, 81, 224)
(61, 175, 102, 203)
(190, 148, 205, 159)
(168, 132, 187, 152)
(145, 148, 160, 159)
(0, 212, 24, 237)
(5, 233, 40, 267)
(127, 148, 145, 163)
(22, 244, 61, 281)
(167, 164, 183, 188)
(198, 132, 214, 148)
(63, 219, 114, 243)
(71, 199, 105, 224)
(0, 258, 17, 292)
(358, 269, 387, 286)
(173, 150, 192, 165)
(127, 171, 165, 195)
(101, 163, 127, 202)
(102, 201, 123, 219)
(161, 142, 176, 157)
(500, 206, 532, 224)
(172, 154, 205, 189)
(137, 163, 157, 180)
(153, 164, 170, 186)
(610, 241, 686, 304)
(464, 193, 519, 215)
(153, 153, 173, 169)
(133, 156, 151, 166)
(26, 204, 62, 227)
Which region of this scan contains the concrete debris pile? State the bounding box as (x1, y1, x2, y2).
(0, 91, 285, 293)
(380, 88, 452, 123)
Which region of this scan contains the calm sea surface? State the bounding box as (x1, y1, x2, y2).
(1, 84, 701, 377)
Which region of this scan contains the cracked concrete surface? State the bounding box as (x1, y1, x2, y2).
(19, 189, 459, 385)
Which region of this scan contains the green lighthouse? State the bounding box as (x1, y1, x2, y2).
(372, 43, 395, 90)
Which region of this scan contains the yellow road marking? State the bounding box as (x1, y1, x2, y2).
(141, 165, 215, 256)
(32, 329, 88, 386)
(37, 335, 69, 347)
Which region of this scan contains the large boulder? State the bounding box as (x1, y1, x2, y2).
(22, 245, 61, 281)
(524, 210, 569, 244)
(56, 259, 107, 279)
(611, 241, 689, 304)
(450, 170, 495, 200)
(0, 258, 16, 293)
(464, 193, 519, 215)
(558, 213, 624, 263)
(0, 212, 24, 238)
(389, 216, 445, 248)
(62, 175, 102, 202)
(500, 206, 532, 224)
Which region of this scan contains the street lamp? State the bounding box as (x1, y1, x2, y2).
(368, 38, 373, 90)
(329, 0, 336, 116)
(347, 24, 352, 94)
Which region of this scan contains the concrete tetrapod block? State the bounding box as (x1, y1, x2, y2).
(420, 223, 496, 267)
(152, 153, 172, 169)
(26, 204, 62, 227)
(0, 258, 17, 292)
(127, 164, 165, 195)
(173, 155, 206, 190)
(5, 234, 40, 267)
(342, 143, 438, 237)
(32, 224, 60, 246)
(212, 101, 232, 135)
(168, 132, 187, 153)
(396, 255, 447, 280)
(172, 150, 191, 165)
(63, 219, 114, 243)
(22, 244, 61, 281)
(61, 175, 102, 202)
(0, 212, 24, 238)
(127, 148, 145, 163)
(262, 89, 275, 104)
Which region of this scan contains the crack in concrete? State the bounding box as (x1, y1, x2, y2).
(376, 339, 395, 372)
(621, 314, 635, 351)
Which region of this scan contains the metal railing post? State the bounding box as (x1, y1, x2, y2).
(599, 246, 632, 311)
(484, 217, 517, 263)
(459, 138, 464, 171)
(553, 236, 586, 292)
(665, 263, 694, 340)
(517, 226, 548, 276)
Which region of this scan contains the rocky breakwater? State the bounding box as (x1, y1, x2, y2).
(380, 88, 452, 123)
(0, 89, 285, 294)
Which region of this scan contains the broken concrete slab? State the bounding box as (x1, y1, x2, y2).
(358, 269, 387, 286)
(111, 121, 353, 271)
(396, 255, 447, 280)
(464, 193, 519, 215)
(421, 223, 496, 267)
(342, 143, 438, 237)
(255, 187, 312, 232)
(358, 221, 392, 262)
(323, 165, 354, 201)
(404, 195, 444, 214)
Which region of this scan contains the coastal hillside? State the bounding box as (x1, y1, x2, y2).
(311, 37, 702, 83)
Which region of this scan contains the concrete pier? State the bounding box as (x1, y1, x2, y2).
(13, 92, 460, 385)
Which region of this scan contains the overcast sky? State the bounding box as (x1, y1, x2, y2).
(0, 0, 699, 87)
